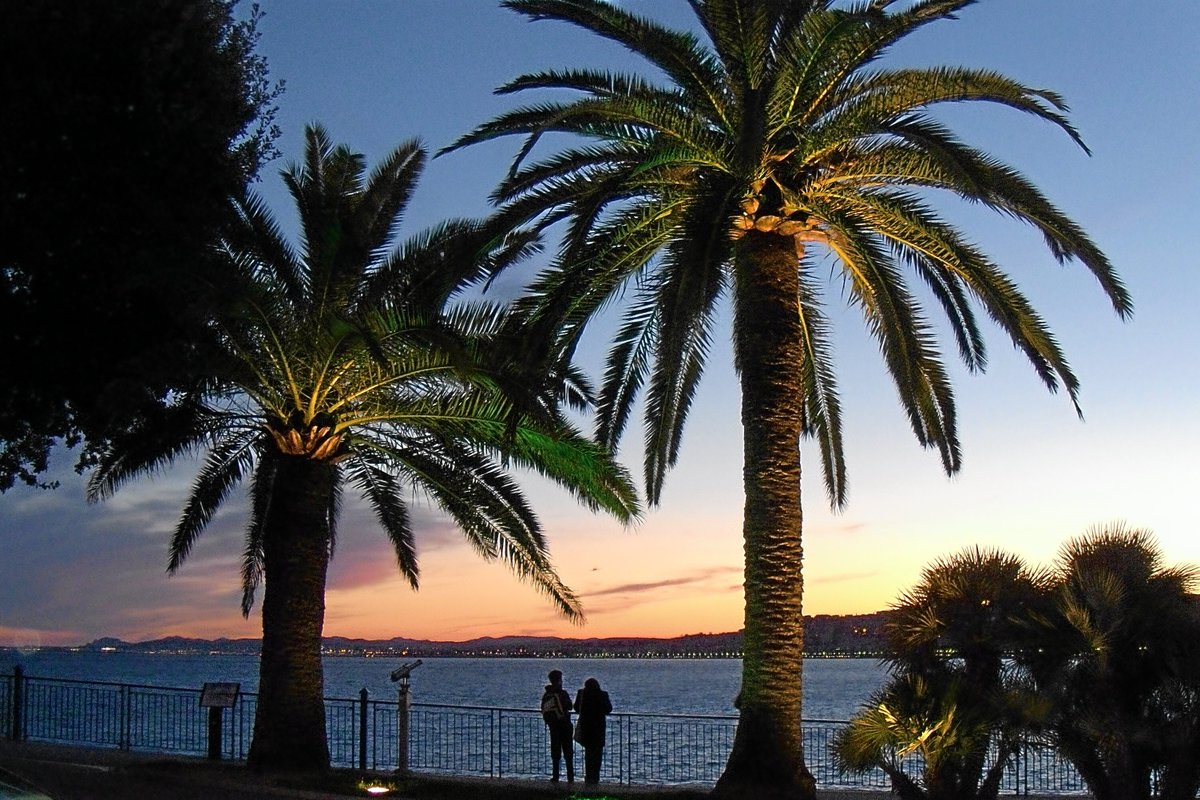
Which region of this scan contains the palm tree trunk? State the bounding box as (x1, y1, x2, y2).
(715, 232, 815, 800)
(247, 454, 335, 771)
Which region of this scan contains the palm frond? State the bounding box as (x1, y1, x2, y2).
(880, 116, 1131, 317)
(86, 397, 216, 502)
(640, 227, 727, 504)
(821, 201, 961, 472)
(504, 0, 730, 121)
(831, 188, 988, 370)
(343, 456, 419, 589)
(226, 192, 306, 309)
(169, 431, 261, 573)
(597, 294, 660, 451)
(366, 219, 539, 312)
(504, 425, 641, 522)
(795, 269, 846, 507)
(240, 454, 275, 616)
(354, 139, 424, 264)
(386, 435, 585, 619)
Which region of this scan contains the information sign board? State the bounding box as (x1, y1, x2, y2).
(199, 682, 241, 709)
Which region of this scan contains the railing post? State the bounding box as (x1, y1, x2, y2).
(1017, 743, 1027, 796)
(10, 665, 23, 741)
(358, 688, 368, 771)
(237, 696, 250, 760)
(623, 715, 631, 784)
(495, 709, 502, 778)
(119, 683, 131, 751)
(396, 684, 411, 775)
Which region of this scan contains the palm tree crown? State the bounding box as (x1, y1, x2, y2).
(453, 0, 1130, 501)
(87, 124, 639, 769)
(449, 2, 1129, 796)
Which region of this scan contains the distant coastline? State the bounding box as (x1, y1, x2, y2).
(7, 611, 893, 660)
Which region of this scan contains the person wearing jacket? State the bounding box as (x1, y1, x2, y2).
(573, 677, 613, 785)
(540, 669, 574, 782)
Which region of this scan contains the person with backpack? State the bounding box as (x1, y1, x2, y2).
(540, 669, 574, 782)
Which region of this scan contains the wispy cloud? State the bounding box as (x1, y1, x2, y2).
(811, 570, 881, 585)
(584, 565, 741, 599)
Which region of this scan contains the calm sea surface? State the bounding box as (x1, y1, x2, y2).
(4, 652, 887, 721)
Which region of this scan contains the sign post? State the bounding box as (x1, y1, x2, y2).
(199, 682, 240, 760)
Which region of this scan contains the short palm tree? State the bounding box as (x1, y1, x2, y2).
(86, 125, 639, 771)
(837, 548, 1048, 800)
(447, 2, 1130, 795)
(1028, 524, 1200, 800)
(836, 673, 1003, 800)
(887, 547, 1047, 693)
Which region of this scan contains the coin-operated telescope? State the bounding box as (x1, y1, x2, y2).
(389, 659, 423, 687)
(389, 659, 422, 775)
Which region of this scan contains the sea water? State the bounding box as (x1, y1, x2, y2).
(4, 651, 888, 720)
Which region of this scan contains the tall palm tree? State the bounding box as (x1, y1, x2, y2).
(836, 548, 1048, 799)
(447, 2, 1129, 795)
(1027, 524, 1200, 800)
(86, 125, 639, 771)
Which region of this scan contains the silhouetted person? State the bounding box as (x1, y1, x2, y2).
(573, 676, 612, 785)
(540, 669, 574, 782)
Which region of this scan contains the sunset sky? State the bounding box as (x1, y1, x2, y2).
(2, 1, 1197, 648)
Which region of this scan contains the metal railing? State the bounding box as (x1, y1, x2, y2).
(403, 704, 743, 785)
(2, 668, 1089, 793)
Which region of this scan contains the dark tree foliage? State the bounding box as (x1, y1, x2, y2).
(0, 0, 280, 490)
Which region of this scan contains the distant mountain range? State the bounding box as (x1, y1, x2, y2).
(70, 612, 893, 659)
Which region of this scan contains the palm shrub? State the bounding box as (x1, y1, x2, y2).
(835, 673, 1031, 800)
(1023, 524, 1200, 800)
(86, 125, 639, 770)
(835, 548, 1047, 799)
(447, 1, 1129, 796)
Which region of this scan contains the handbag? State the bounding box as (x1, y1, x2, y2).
(573, 720, 584, 744)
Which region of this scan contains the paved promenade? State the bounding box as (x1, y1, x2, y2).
(0, 740, 1089, 800)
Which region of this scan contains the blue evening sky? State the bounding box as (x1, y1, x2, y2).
(1, 1, 1197, 646)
